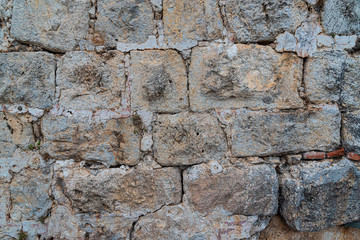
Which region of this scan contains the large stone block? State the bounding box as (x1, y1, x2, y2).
(189, 44, 303, 111)
(184, 162, 278, 216)
(153, 113, 227, 166)
(224, 0, 308, 42)
(10, 0, 90, 52)
(96, 0, 154, 48)
(259, 215, 360, 240)
(305, 51, 360, 109)
(61, 167, 181, 215)
(133, 202, 270, 240)
(321, 0, 360, 36)
(280, 159, 360, 231)
(129, 50, 188, 112)
(163, 0, 224, 45)
(57, 51, 126, 111)
(0, 113, 35, 158)
(0, 52, 56, 109)
(342, 110, 360, 153)
(9, 168, 52, 221)
(231, 105, 341, 157)
(42, 116, 141, 166)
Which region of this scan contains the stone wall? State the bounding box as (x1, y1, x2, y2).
(1, 0, 360, 239)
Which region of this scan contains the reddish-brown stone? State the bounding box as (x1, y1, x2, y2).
(326, 147, 345, 158)
(303, 151, 326, 159)
(347, 152, 360, 161)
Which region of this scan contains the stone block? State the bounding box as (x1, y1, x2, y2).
(96, 0, 154, 48)
(42, 116, 141, 166)
(57, 51, 126, 111)
(224, 0, 308, 42)
(153, 113, 227, 166)
(231, 105, 341, 157)
(280, 159, 360, 231)
(342, 110, 360, 153)
(189, 44, 303, 111)
(10, 0, 91, 52)
(0, 52, 56, 109)
(129, 50, 188, 112)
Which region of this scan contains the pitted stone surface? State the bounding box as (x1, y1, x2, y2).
(280, 159, 360, 231)
(129, 50, 188, 112)
(184, 162, 278, 216)
(96, 0, 154, 48)
(42, 116, 141, 166)
(133, 202, 271, 240)
(10, 168, 52, 221)
(224, 0, 308, 43)
(163, 0, 224, 45)
(321, 0, 360, 36)
(305, 51, 360, 109)
(0, 52, 56, 109)
(153, 113, 227, 166)
(57, 51, 126, 111)
(60, 167, 182, 215)
(0, 113, 35, 158)
(10, 0, 91, 52)
(231, 105, 341, 157)
(342, 110, 360, 153)
(189, 44, 303, 111)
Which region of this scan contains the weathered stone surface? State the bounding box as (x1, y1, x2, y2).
(321, 0, 360, 36)
(304, 51, 347, 103)
(224, 0, 308, 42)
(96, 0, 154, 48)
(153, 113, 227, 166)
(0, 183, 10, 226)
(231, 105, 341, 157)
(9, 168, 52, 221)
(259, 215, 360, 240)
(0, 113, 35, 158)
(163, 0, 223, 45)
(280, 159, 360, 231)
(294, 16, 322, 57)
(57, 51, 126, 111)
(60, 167, 181, 216)
(184, 162, 278, 216)
(133, 202, 271, 240)
(129, 50, 188, 112)
(42, 116, 141, 166)
(305, 51, 360, 109)
(10, 0, 91, 52)
(342, 110, 360, 153)
(0, 52, 56, 109)
(189, 44, 303, 111)
(0, 0, 13, 51)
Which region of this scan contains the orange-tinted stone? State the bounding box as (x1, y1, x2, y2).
(347, 152, 360, 161)
(326, 147, 345, 158)
(303, 151, 326, 159)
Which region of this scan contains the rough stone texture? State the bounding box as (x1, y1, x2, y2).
(9, 168, 52, 221)
(57, 51, 126, 111)
(189, 44, 303, 111)
(42, 116, 141, 166)
(0, 113, 35, 158)
(232, 105, 341, 157)
(259, 215, 360, 240)
(163, 0, 224, 45)
(0, 52, 56, 109)
(280, 159, 360, 231)
(133, 202, 271, 240)
(10, 0, 91, 52)
(321, 0, 360, 36)
(305, 51, 360, 109)
(0, 0, 13, 51)
(153, 113, 227, 166)
(60, 166, 181, 215)
(96, 0, 154, 48)
(184, 161, 278, 216)
(342, 110, 360, 153)
(224, 0, 308, 43)
(129, 50, 188, 112)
